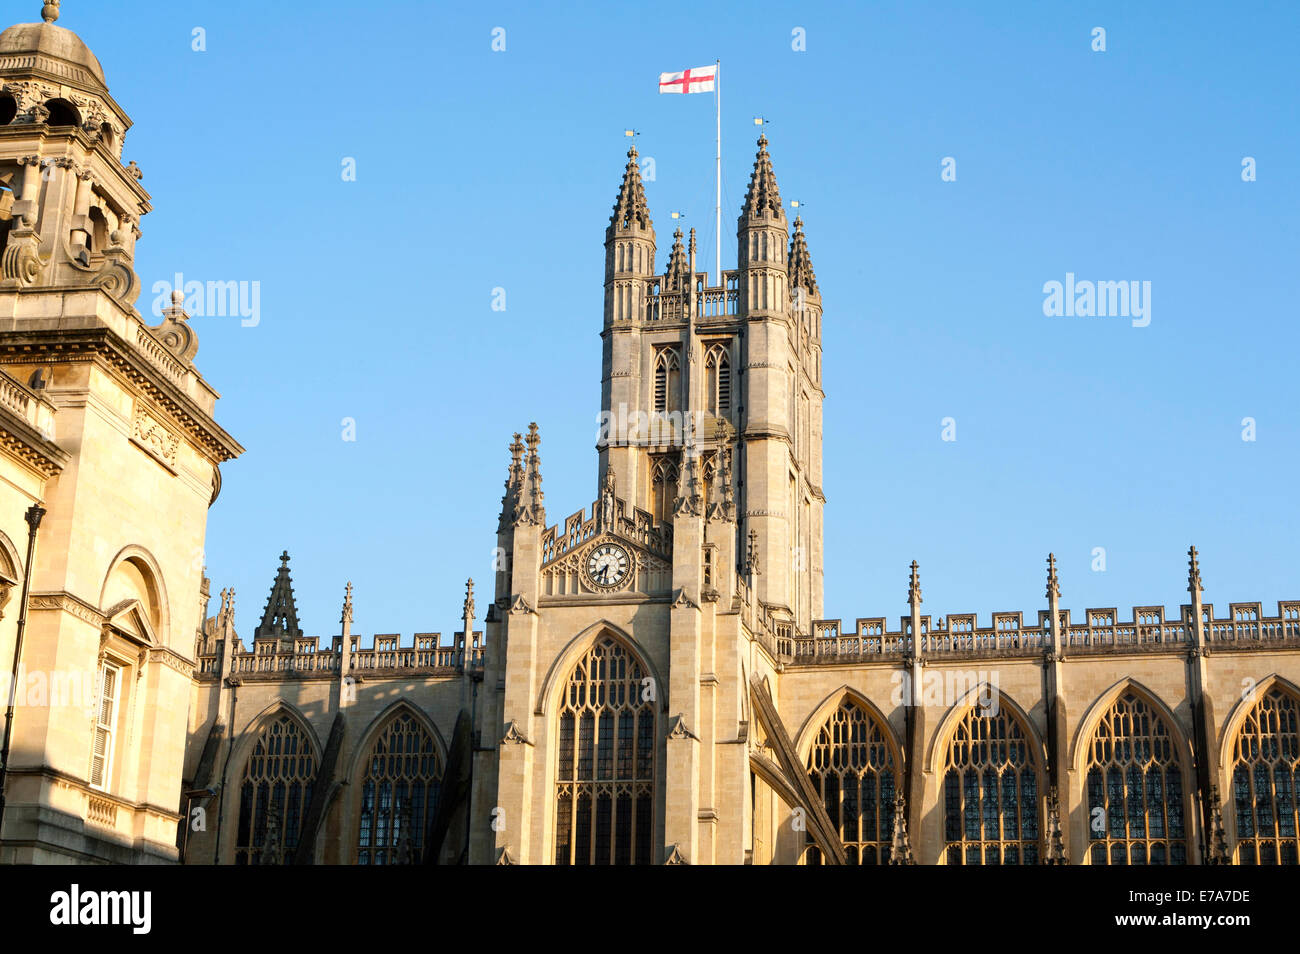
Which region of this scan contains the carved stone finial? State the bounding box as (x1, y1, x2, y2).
(499, 432, 525, 527)
(515, 423, 545, 525)
(150, 282, 199, 363)
(463, 578, 475, 621)
(42, 1, 59, 24)
(788, 216, 818, 297)
(1046, 552, 1060, 600)
(1188, 545, 1203, 595)
(907, 560, 922, 606)
(664, 228, 689, 292)
(508, 432, 524, 479)
(610, 145, 651, 233)
(742, 134, 783, 218)
(340, 581, 353, 625)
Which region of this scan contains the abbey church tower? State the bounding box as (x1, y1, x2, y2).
(597, 136, 824, 635)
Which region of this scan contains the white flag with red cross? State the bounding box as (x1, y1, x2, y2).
(658, 65, 717, 94)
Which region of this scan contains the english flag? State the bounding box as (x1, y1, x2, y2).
(658, 65, 717, 94)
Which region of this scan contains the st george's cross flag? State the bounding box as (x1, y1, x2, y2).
(658, 65, 717, 94)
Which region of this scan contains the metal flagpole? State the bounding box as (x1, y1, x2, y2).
(715, 59, 721, 287)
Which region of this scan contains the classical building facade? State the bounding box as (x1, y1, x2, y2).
(1, 4, 1298, 866)
(0, 2, 242, 862)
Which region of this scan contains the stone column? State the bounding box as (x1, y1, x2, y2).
(664, 453, 705, 863)
(1185, 547, 1216, 865)
(494, 512, 542, 864)
(1043, 554, 1070, 861)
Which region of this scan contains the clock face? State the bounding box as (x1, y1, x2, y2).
(586, 542, 631, 589)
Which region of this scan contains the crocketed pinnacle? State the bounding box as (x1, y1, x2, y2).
(255, 550, 303, 641)
(665, 227, 688, 291)
(787, 216, 818, 295)
(610, 146, 652, 233)
(742, 134, 783, 219)
(497, 432, 525, 530)
(516, 423, 545, 525)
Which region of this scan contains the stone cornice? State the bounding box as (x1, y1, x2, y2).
(0, 121, 146, 206)
(741, 425, 792, 443)
(29, 589, 102, 625)
(8, 764, 181, 823)
(0, 324, 243, 463)
(148, 645, 197, 677)
(0, 406, 67, 477)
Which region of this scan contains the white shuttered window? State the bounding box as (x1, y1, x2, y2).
(90, 662, 120, 790)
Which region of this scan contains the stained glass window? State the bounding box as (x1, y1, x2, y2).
(357, 710, 443, 865)
(1085, 690, 1187, 865)
(803, 699, 895, 865)
(235, 713, 317, 865)
(554, 636, 655, 865)
(1231, 686, 1300, 865)
(941, 702, 1040, 864)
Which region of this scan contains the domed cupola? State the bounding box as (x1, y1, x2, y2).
(0, 2, 128, 147)
(0, 1, 145, 308)
(0, 1, 107, 93)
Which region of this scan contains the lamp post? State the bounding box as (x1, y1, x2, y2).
(0, 503, 46, 841)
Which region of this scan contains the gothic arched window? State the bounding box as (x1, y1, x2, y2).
(704, 343, 731, 417)
(650, 456, 678, 525)
(1231, 685, 1300, 865)
(554, 636, 656, 865)
(1085, 690, 1188, 865)
(235, 713, 317, 865)
(356, 710, 444, 865)
(804, 699, 896, 865)
(941, 702, 1040, 864)
(653, 347, 681, 415)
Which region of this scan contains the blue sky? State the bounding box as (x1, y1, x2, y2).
(47, 0, 1300, 640)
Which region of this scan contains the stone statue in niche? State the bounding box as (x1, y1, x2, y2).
(600, 467, 617, 529)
